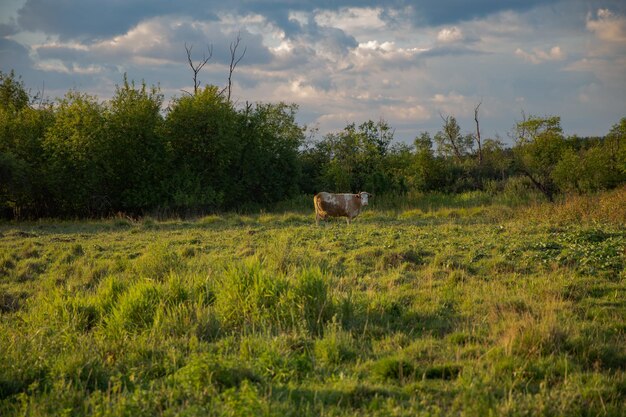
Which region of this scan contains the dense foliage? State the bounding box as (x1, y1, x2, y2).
(1, 70, 625, 218)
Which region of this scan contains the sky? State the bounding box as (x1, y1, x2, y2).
(1, 0, 625, 144)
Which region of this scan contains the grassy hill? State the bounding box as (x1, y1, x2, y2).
(1, 189, 624, 416)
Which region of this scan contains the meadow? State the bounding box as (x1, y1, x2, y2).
(0, 189, 624, 416)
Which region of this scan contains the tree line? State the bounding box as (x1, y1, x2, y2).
(1, 70, 624, 219)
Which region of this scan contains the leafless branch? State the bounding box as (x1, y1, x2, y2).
(185, 42, 213, 94)
(226, 32, 247, 103)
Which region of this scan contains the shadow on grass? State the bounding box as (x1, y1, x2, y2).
(270, 383, 405, 412)
(341, 298, 459, 339)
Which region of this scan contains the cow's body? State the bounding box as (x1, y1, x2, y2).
(314, 192, 370, 225)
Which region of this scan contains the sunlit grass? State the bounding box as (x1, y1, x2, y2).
(0, 189, 624, 416)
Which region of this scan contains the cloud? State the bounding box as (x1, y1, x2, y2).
(353, 40, 426, 66)
(430, 92, 477, 117)
(5, 0, 626, 143)
(0, 21, 19, 37)
(565, 56, 626, 86)
(34, 60, 103, 75)
(437, 26, 464, 43)
(586, 8, 626, 43)
(380, 103, 430, 121)
(17, 0, 222, 41)
(565, 8, 626, 91)
(287, 14, 358, 62)
(32, 15, 273, 79)
(13, 0, 566, 42)
(515, 45, 565, 64)
(0, 37, 33, 73)
(315, 7, 386, 32)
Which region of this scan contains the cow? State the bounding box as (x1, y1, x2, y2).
(313, 191, 371, 225)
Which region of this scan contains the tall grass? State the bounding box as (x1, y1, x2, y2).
(0, 188, 624, 416)
(519, 186, 626, 225)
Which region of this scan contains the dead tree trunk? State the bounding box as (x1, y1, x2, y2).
(219, 32, 247, 103)
(184, 43, 212, 95)
(474, 101, 483, 165)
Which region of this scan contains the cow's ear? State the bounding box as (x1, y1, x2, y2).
(356, 194, 361, 199)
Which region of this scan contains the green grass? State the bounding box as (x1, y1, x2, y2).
(0, 189, 624, 416)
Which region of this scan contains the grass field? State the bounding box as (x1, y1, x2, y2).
(1, 189, 625, 416)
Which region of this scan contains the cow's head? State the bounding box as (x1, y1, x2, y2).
(359, 191, 370, 206)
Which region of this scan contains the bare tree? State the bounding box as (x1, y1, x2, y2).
(184, 42, 213, 95)
(474, 100, 483, 165)
(219, 32, 247, 103)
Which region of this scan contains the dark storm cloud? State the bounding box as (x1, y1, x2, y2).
(296, 16, 358, 56)
(0, 22, 19, 37)
(17, 0, 217, 40)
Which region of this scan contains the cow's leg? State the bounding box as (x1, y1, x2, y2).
(316, 213, 320, 226)
(346, 216, 351, 225)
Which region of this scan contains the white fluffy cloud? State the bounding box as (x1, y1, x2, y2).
(515, 45, 565, 64)
(315, 7, 387, 34)
(437, 26, 463, 43)
(586, 8, 626, 43)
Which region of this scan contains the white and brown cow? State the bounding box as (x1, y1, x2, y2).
(313, 191, 371, 225)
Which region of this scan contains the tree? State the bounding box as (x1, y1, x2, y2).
(552, 118, 626, 193)
(162, 85, 239, 211)
(102, 76, 165, 213)
(512, 115, 566, 201)
(434, 114, 473, 161)
(0, 70, 54, 218)
(474, 101, 483, 165)
(0, 70, 29, 112)
(385, 142, 412, 195)
(605, 117, 626, 177)
(43, 91, 106, 215)
(480, 137, 509, 181)
(236, 102, 304, 204)
(411, 132, 446, 191)
(299, 130, 332, 194)
(221, 32, 247, 103)
(553, 145, 617, 193)
(316, 119, 395, 194)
